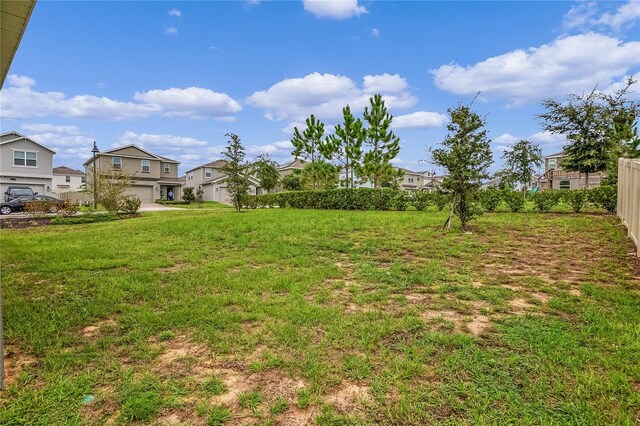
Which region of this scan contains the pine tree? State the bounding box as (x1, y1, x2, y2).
(322, 105, 365, 188)
(431, 103, 493, 231)
(291, 115, 329, 189)
(361, 94, 403, 188)
(221, 133, 251, 213)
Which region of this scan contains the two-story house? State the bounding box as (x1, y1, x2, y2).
(535, 152, 604, 190)
(83, 145, 181, 203)
(185, 160, 262, 203)
(0, 131, 55, 198)
(52, 166, 86, 196)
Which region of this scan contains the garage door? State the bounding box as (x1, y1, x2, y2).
(125, 186, 154, 203)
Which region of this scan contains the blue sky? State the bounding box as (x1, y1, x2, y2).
(1, 0, 639, 175)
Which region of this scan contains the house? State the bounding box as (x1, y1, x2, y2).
(185, 160, 262, 202)
(278, 159, 306, 178)
(534, 152, 605, 190)
(0, 131, 55, 197)
(52, 166, 85, 196)
(83, 144, 181, 203)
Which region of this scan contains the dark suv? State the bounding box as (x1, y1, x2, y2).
(4, 186, 36, 202)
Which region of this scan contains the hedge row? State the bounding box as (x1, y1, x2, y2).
(245, 185, 617, 213)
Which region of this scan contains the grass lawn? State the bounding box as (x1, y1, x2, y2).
(1, 208, 639, 425)
(170, 201, 231, 210)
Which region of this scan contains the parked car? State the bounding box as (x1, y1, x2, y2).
(3, 185, 37, 202)
(0, 195, 65, 215)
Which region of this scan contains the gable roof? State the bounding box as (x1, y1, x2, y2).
(0, 131, 56, 153)
(53, 166, 85, 176)
(83, 144, 179, 165)
(206, 173, 261, 186)
(185, 159, 227, 174)
(545, 151, 566, 159)
(278, 158, 305, 170)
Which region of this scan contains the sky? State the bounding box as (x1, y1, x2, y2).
(1, 0, 639, 175)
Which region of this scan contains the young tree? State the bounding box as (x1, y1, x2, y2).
(253, 154, 280, 193)
(360, 94, 403, 188)
(322, 105, 365, 188)
(182, 186, 195, 202)
(86, 167, 135, 213)
(538, 88, 610, 189)
(301, 162, 339, 190)
(502, 139, 543, 197)
(431, 103, 493, 231)
(221, 133, 251, 213)
(291, 115, 330, 189)
(195, 185, 204, 207)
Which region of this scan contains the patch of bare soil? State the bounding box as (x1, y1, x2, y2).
(324, 382, 372, 415)
(80, 385, 120, 425)
(151, 334, 213, 379)
(82, 318, 118, 338)
(158, 262, 189, 273)
(509, 298, 535, 315)
(2, 342, 37, 387)
(278, 406, 321, 426)
(568, 288, 582, 296)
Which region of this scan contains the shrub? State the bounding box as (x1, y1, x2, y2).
(562, 189, 587, 213)
(478, 188, 502, 212)
(51, 214, 119, 225)
(432, 191, 451, 212)
(503, 190, 525, 212)
(532, 189, 562, 212)
(410, 191, 431, 211)
(393, 191, 409, 211)
(182, 187, 195, 202)
(57, 201, 80, 217)
(118, 196, 141, 214)
(25, 200, 55, 218)
(589, 185, 617, 214)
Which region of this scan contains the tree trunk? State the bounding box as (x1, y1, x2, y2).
(584, 171, 589, 189)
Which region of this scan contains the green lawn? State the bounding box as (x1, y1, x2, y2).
(1, 208, 639, 425)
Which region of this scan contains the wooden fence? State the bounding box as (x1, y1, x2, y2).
(617, 158, 640, 256)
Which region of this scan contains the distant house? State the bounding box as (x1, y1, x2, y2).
(52, 166, 85, 195)
(83, 145, 181, 202)
(534, 152, 605, 190)
(185, 160, 262, 203)
(277, 159, 306, 178)
(0, 131, 55, 197)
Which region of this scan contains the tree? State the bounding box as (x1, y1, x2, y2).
(502, 139, 543, 197)
(195, 185, 204, 207)
(538, 88, 610, 189)
(253, 154, 280, 193)
(221, 133, 251, 213)
(361, 94, 403, 188)
(291, 115, 330, 189)
(281, 171, 305, 191)
(431, 103, 493, 231)
(182, 187, 195, 202)
(301, 162, 339, 190)
(322, 105, 365, 188)
(86, 167, 136, 214)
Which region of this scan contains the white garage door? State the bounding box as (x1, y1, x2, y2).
(125, 186, 154, 203)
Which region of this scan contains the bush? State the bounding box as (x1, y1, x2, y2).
(432, 191, 451, 211)
(503, 190, 525, 212)
(589, 185, 617, 214)
(57, 201, 80, 217)
(182, 187, 195, 202)
(478, 188, 502, 212)
(393, 191, 409, 211)
(532, 189, 562, 212)
(410, 191, 432, 211)
(118, 196, 141, 214)
(51, 214, 120, 225)
(25, 200, 55, 218)
(562, 189, 587, 213)
(155, 200, 190, 205)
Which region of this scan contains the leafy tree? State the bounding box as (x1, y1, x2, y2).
(502, 139, 543, 197)
(253, 154, 280, 193)
(182, 187, 195, 202)
(86, 167, 135, 214)
(301, 162, 339, 190)
(291, 115, 330, 189)
(281, 171, 305, 191)
(221, 133, 251, 213)
(361, 94, 403, 188)
(431, 103, 493, 230)
(491, 168, 517, 190)
(195, 185, 204, 207)
(322, 105, 365, 188)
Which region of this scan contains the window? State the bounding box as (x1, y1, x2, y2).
(113, 157, 122, 170)
(13, 151, 37, 167)
(548, 159, 557, 170)
(141, 159, 150, 173)
(559, 180, 571, 190)
(81, 176, 86, 183)
(163, 163, 170, 174)
(65, 176, 71, 183)
(408, 174, 414, 183)
(204, 167, 212, 178)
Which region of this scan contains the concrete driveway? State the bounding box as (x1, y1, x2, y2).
(138, 203, 182, 211)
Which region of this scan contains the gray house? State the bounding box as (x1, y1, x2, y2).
(0, 131, 55, 198)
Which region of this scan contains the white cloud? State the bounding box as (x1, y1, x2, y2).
(601, 72, 640, 98)
(392, 111, 447, 129)
(168, 8, 182, 17)
(371, 28, 380, 37)
(246, 140, 294, 157)
(303, 0, 367, 19)
(1, 75, 242, 121)
(564, 0, 640, 32)
(165, 26, 178, 35)
(247, 72, 417, 125)
(494, 133, 519, 145)
(246, 0, 262, 6)
(117, 131, 208, 148)
(21, 123, 80, 134)
(432, 33, 640, 105)
(530, 131, 567, 147)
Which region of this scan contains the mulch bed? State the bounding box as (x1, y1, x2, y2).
(0, 213, 141, 229)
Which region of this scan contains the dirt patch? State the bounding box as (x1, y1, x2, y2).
(158, 262, 189, 273)
(278, 406, 321, 426)
(568, 288, 582, 296)
(532, 292, 552, 303)
(324, 382, 372, 414)
(510, 298, 535, 315)
(151, 334, 212, 378)
(82, 318, 118, 338)
(465, 314, 490, 336)
(3, 342, 37, 387)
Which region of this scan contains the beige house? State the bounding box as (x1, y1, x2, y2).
(52, 166, 85, 196)
(185, 160, 263, 202)
(0, 131, 55, 198)
(535, 152, 604, 190)
(83, 145, 181, 203)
